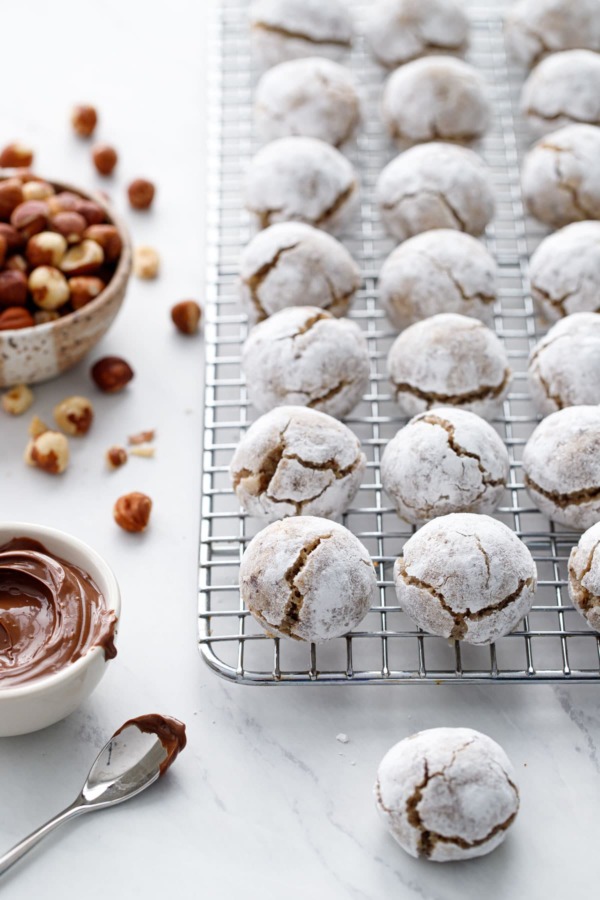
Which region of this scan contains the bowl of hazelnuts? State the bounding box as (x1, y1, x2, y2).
(0, 172, 132, 388)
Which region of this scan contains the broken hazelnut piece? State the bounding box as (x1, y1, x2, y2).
(11, 200, 49, 240)
(28, 266, 70, 310)
(114, 491, 152, 532)
(1, 383, 34, 415)
(83, 224, 122, 262)
(69, 276, 105, 310)
(128, 429, 155, 445)
(91, 356, 134, 393)
(127, 179, 155, 210)
(22, 181, 54, 202)
(26, 231, 67, 267)
(51, 211, 87, 244)
(60, 239, 104, 276)
(0, 179, 24, 218)
(27, 430, 69, 474)
(28, 414, 48, 437)
(0, 270, 27, 307)
(71, 105, 98, 138)
(53, 395, 94, 436)
(129, 446, 155, 458)
(171, 300, 202, 335)
(0, 143, 34, 168)
(133, 245, 159, 279)
(106, 446, 128, 469)
(92, 144, 118, 176)
(0, 306, 34, 330)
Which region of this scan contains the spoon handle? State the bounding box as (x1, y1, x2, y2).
(0, 800, 86, 877)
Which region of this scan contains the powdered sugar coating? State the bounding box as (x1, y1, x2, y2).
(366, 0, 469, 68)
(240, 516, 376, 641)
(255, 57, 360, 147)
(245, 137, 359, 235)
(521, 50, 600, 136)
(387, 313, 511, 419)
(505, 0, 600, 69)
(378, 229, 496, 330)
(393, 513, 537, 644)
(239, 222, 360, 324)
(382, 56, 490, 147)
(528, 222, 600, 321)
(230, 406, 366, 520)
(522, 124, 600, 228)
(242, 306, 370, 417)
(381, 408, 509, 524)
(528, 312, 600, 415)
(568, 521, 600, 632)
(250, 0, 353, 69)
(377, 142, 495, 242)
(522, 405, 600, 530)
(375, 727, 519, 862)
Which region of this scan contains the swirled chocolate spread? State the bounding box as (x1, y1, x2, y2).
(115, 714, 187, 775)
(0, 537, 117, 687)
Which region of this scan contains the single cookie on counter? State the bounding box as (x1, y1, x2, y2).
(378, 229, 496, 330)
(255, 57, 360, 147)
(230, 406, 366, 520)
(522, 406, 600, 530)
(245, 136, 359, 234)
(249, 0, 353, 68)
(505, 0, 600, 69)
(366, 0, 469, 69)
(382, 56, 490, 147)
(240, 516, 376, 641)
(387, 313, 511, 419)
(381, 407, 509, 524)
(528, 222, 600, 321)
(521, 50, 600, 136)
(239, 222, 360, 324)
(375, 727, 519, 862)
(377, 143, 495, 242)
(522, 124, 600, 229)
(528, 313, 600, 415)
(393, 513, 537, 644)
(568, 522, 600, 632)
(241, 306, 370, 417)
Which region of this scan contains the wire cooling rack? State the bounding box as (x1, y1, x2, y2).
(198, 0, 600, 684)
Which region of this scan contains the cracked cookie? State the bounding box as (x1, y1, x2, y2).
(375, 727, 519, 861)
(230, 406, 366, 520)
(522, 405, 600, 530)
(378, 229, 496, 330)
(376, 142, 495, 242)
(568, 521, 600, 632)
(522, 124, 600, 228)
(255, 57, 360, 148)
(505, 0, 600, 69)
(240, 222, 360, 324)
(381, 408, 509, 524)
(521, 50, 600, 136)
(242, 306, 370, 417)
(240, 516, 376, 641)
(393, 513, 537, 644)
(528, 221, 600, 321)
(250, 0, 353, 69)
(387, 313, 511, 419)
(245, 136, 359, 234)
(382, 56, 490, 148)
(365, 0, 469, 69)
(528, 312, 600, 415)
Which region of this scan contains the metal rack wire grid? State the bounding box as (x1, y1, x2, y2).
(199, 0, 600, 684)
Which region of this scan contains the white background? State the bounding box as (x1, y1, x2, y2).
(1, 2, 599, 898)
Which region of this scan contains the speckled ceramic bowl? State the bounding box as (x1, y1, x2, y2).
(0, 178, 132, 388)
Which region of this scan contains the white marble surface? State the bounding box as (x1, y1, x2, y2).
(1, 2, 600, 898)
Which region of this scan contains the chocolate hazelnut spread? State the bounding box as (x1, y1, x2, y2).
(0, 537, 117, 687)
(114, 714, 187, 775)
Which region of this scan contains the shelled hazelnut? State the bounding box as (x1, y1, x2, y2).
(26, 232, 67, 267)
(0, 270, 27, 306)
(28, 266, 70, 310)
(22, 181, 54, 202)
(0, 307, 34, 330)
(60, 240, 104, 276)
(51, 211, 87, 243)
(28, 414, 48, 437)
(114, 492, 152, 532)
(0, 143, 34, 168)
(133, 245, 159, 279)
(92, 144, 118, 176)
(83, 225, 121, 262)
(91, 356, 134, 393)
(26, 430, 69, 474)
(171, 300, 202, 335)
(69, 276, 105, 310)
(128, 179, 155, 210)
(11, 201, 48, 240)
(106, 446, 128, 469)
(1, 384, 34, 415)
(0, 180, 24, 219)
(71, 105, 98, 138)
(53, 395, 94, 436)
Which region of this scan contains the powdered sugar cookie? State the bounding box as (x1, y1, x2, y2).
(250, 0, 353, 69)
(366, 0, 469, 68)
(505, 0, 600, 69)
(528, 222, 600, 321)
(521, 50, 600, 136)
(569, 521, 600, 632)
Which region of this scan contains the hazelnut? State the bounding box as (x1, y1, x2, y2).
(28, 266, 70, 310)
(0, 143, 34, 168)
(1, 383, 34, 415)
(0, 270, 27, 307)
(91, 356, 134, 392)
(113, 492, 152, 532)
(129, 445, 155, 458)
(0, 307, 34, 330)
(71, 105, 98, 138)
(133, 245, 159, 279)
(51, 211, 87, 243)
(127, 179, 155, 210)
(128, 429, 155, 445)
(0, 179, 24, 219)
(47, 191, 81, 215)
(92, 144, 118, 176)
(69, 276, 105, 310)
(26, 231, 67, 267)
(27, 430, 69, 474)
(83, 224, 121, 262)
(11, 200, 48, 239)
(33, 309, 60, 325)
(60, 239, 104, 276)
(77, 200, 105, 226)
(53, 395, 94, 436)
(28, 414, 48, 437)
(22, 181, 54, 202)
(0, 223, 24, 251)
(106, 446, 128, 469)
(171, 300, 202, 335)
(0, 234, 6, 267)
(5, 254, 27, 273)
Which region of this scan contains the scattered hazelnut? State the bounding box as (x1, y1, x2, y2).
(113, 491, 152, 532)
(69, 276, 105, 310)
(77, 200, 105, 226)
(28, 266, 70, 310)
(0, 179, 24, 218)
(51, 211, 87, 243)
(0, 223, 24, 252)
(0, 307, 34, 330)
(83, 224, 122, 262)
(129, 445, 155, 458)
(28, 414, 48, 437)
(10, 200, 48, 240)
(5, 254, 27, 273)
(128, 429, 155, 445)
(71, 105, 98, 138)
(91, 356, 134, 393)
(53, 395, 94, 436)
(22, 181, 54, 202)
(26, 231, 67, 267)
(33, 310, 60, 325)
(106, 446, 128, 469)
(133, 245, 159, 279)
(27, 430, 69, 474)
(0, 270, 27, 307)
(92, 144, 118, 176)
(1, 383, 34, 415)
(60, 239, 104, 276)
(127, 179, 155, 210)
(171, 300, 202, 335)
(47, 191, 81, 215)
(0, 143, 34, 168)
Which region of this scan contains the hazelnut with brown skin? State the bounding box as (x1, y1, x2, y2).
(71, 105, 98, 138)
(0, 307, 34, 330)
(0, 270, 27, 307)
(0, 179, 24, 219)
(26, 231, 67, 267)
(60, 239, 104, 276)
(53, 395, 94, 436)
(114, 492, 152, 532)
(0, 234, 6, 268)
(171, 300, 202, 335)
(51, 211, 87, 244)
(83, 224, 122, 262)
(10, 200, 48, 240)
(127, 179, 155, 210)
(0, 223, 24, 252)
(77, 200, 105, 226)
(28, 266, 70, 310)
(1, 384, 34, 415)
(69, 276, 105, 310)
(106, 446, 128, 469)
(91, 356, 134, 393)
(0, 143, 34, 168)
(22, 181, 54, 202)
(26, 430, 69, 474)
(92, 144, 118, 176)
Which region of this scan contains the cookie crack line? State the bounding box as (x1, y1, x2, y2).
(281, 534, 332, 639)
(247, 204, 284, 230)
(383, 188, 467, 233)
(314, 180, 357, 229)
(420, 414, 505, 488)
(262, 451, 364, 513)
(421, 251, 495, 306)
(243, 242, 301, 321)
(391, 369, 510, 407)
(570, 540, 600, 614)
(232, 420, 292, 494)
(306, 378, 353, 409)
(289, 311, 330, 340)
(525, 474, 600, 508)
(546, 146, 597, 220)
(252, 20, 351, 48)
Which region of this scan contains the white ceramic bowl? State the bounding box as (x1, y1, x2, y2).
(0, 522, 120, 737)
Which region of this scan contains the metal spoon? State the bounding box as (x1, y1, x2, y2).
(0, 716, 184, 877)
